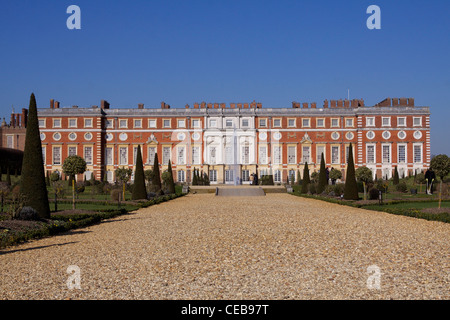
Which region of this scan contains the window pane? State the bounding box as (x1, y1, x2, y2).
(259, 146, 267, 164)
(163, 147, 171, 164)
(367, 145, 375, 164)
(332, 147, 339, 164)
(53, 147, 61, 165)
(398, 145, 406, 163)
(119, 147, 128, 165)
(288, 146, 296, 164)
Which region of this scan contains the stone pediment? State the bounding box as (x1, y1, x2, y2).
(300, 133, 312, 144)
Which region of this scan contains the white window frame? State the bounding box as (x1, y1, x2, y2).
(119, 119, 128, 129)
(397, 117, 406, 127)
(366, 117, 375, 127)
(119, 147, 128, 165)
(273, 145, 282, 164)
(177, 146, 186, 165)
(105, 147, 113, 165)
(162, 146, 171, 165)
(53, 146, 62, 165)
(68, 118, 77, 128)
(163, 119, 171, 128)
(177, 119, 186, 128)
(382, 144, 391, 164)
(209, 119, 217, 128)
(331, 146, 340, 164)
(288, 146, 296, 164)
(259, 119, 267, 128)
(191, 119, 200, 128)
(316, 118, 325, 128)
(84, 118, 93, 128)
(273, 118, 282, 128)
(192, 146, 201, 165)
(302, 146, 311, 164)
(288, 118, 296, 128)
(84, 146, 93, 165)
(413, 143, 423, 163)
(366, 144, 376, 164)
(302, 118, 311, 128)
(134, 119, 142, 128)
(345, 118, 354, 128)
(331, 118, 340, 128)
(38, 119, 46, 128)
(316, 145, 325, 164)
(53, 118, 62, 128)
(398, 143, 407, 164)
(148, 119, 157, 128)
(413, 117, 422, 127)
(259, 146, 268, 165)
(382, 117, 391, 127)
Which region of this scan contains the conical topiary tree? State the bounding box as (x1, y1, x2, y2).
(166, 160, 176, 194)
(297, 170, 301, 186)
(393, 166, 400, 185)
(301, 163, 310, 194)
(152, 152, 162, 192)
(132, 145, 147, 200)
(20, 93, 50, 218)
(317, 153, 327, 194)
(343, 143, 359, 200)
(192, 168, 198, 185)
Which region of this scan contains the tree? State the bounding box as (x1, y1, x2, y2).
(393, 166, 400, 185)
(317, 153, 327, 194)
(297, 170, 301, 186)
(115, 167, 132, 201)
(166, 160, 176, 194)
(20, 93, 50, 218)
(63, 155, 87, 209)
(430, 154, 450, 209)
(152, 153, 162, 192)
(343, 143, 359, 200)
(329, 168, 342, 185)
(192, 168, 198, 186)
(132, 145, 147, 200)
(355, 166, 373, 200)
(144, 169, 153, 184)
(301, 163, 310, 194)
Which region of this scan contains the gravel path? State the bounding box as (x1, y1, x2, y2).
(0, 194, 449, 300)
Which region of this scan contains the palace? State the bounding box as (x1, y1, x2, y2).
(0, 97, 431, 185)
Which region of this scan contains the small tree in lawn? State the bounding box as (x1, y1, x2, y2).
(52, 180, 66, 212)
(355, 166, 373, 201)
(317, 153, 327, 194)
(301, 163, 310, 194)
(430, 154, 450, 209)
(115, 167, 132, 201)
(63, 155, 87, 210)
(132, 145, 147, 200)
(343, 143, 359, 200)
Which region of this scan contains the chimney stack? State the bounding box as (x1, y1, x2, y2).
(138, 103, 144, 109)
(50, 99, 54, 109)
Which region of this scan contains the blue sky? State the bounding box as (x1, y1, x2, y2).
(0, 0, 449, 155)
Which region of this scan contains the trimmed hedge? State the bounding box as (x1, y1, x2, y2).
(1, 192, 185, 249)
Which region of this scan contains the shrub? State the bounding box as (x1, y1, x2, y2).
(369, 188, 380, 200)
(333, 184, 345, 197)
(396, 181, 408, 193)
(111, 188, 122, 201)
(308, 183, 317, 195)
(13, 206, 39, 221)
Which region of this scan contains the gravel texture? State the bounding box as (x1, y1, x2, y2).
(0, 194, 449, 300)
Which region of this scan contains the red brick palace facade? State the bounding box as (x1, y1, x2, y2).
(1, 97, 430, 184)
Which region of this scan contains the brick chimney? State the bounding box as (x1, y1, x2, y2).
(407, 98, 415, 106)
(230, 103, 236, 109)
(22, 108, 28, 127)
(311, 102, 317, 109)
(55, 101, 60, 109)
(138, 103, 144, 109)
(194, 103, 199, 109)
(50, 99, 54, 109)
(302, 103, 308, 109)
(101, 100, 110, 109)
(256, 103, 262, 109)
(323, 100, 329, 108)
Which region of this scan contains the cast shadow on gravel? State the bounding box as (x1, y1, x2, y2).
(0, 241, 79, 256)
